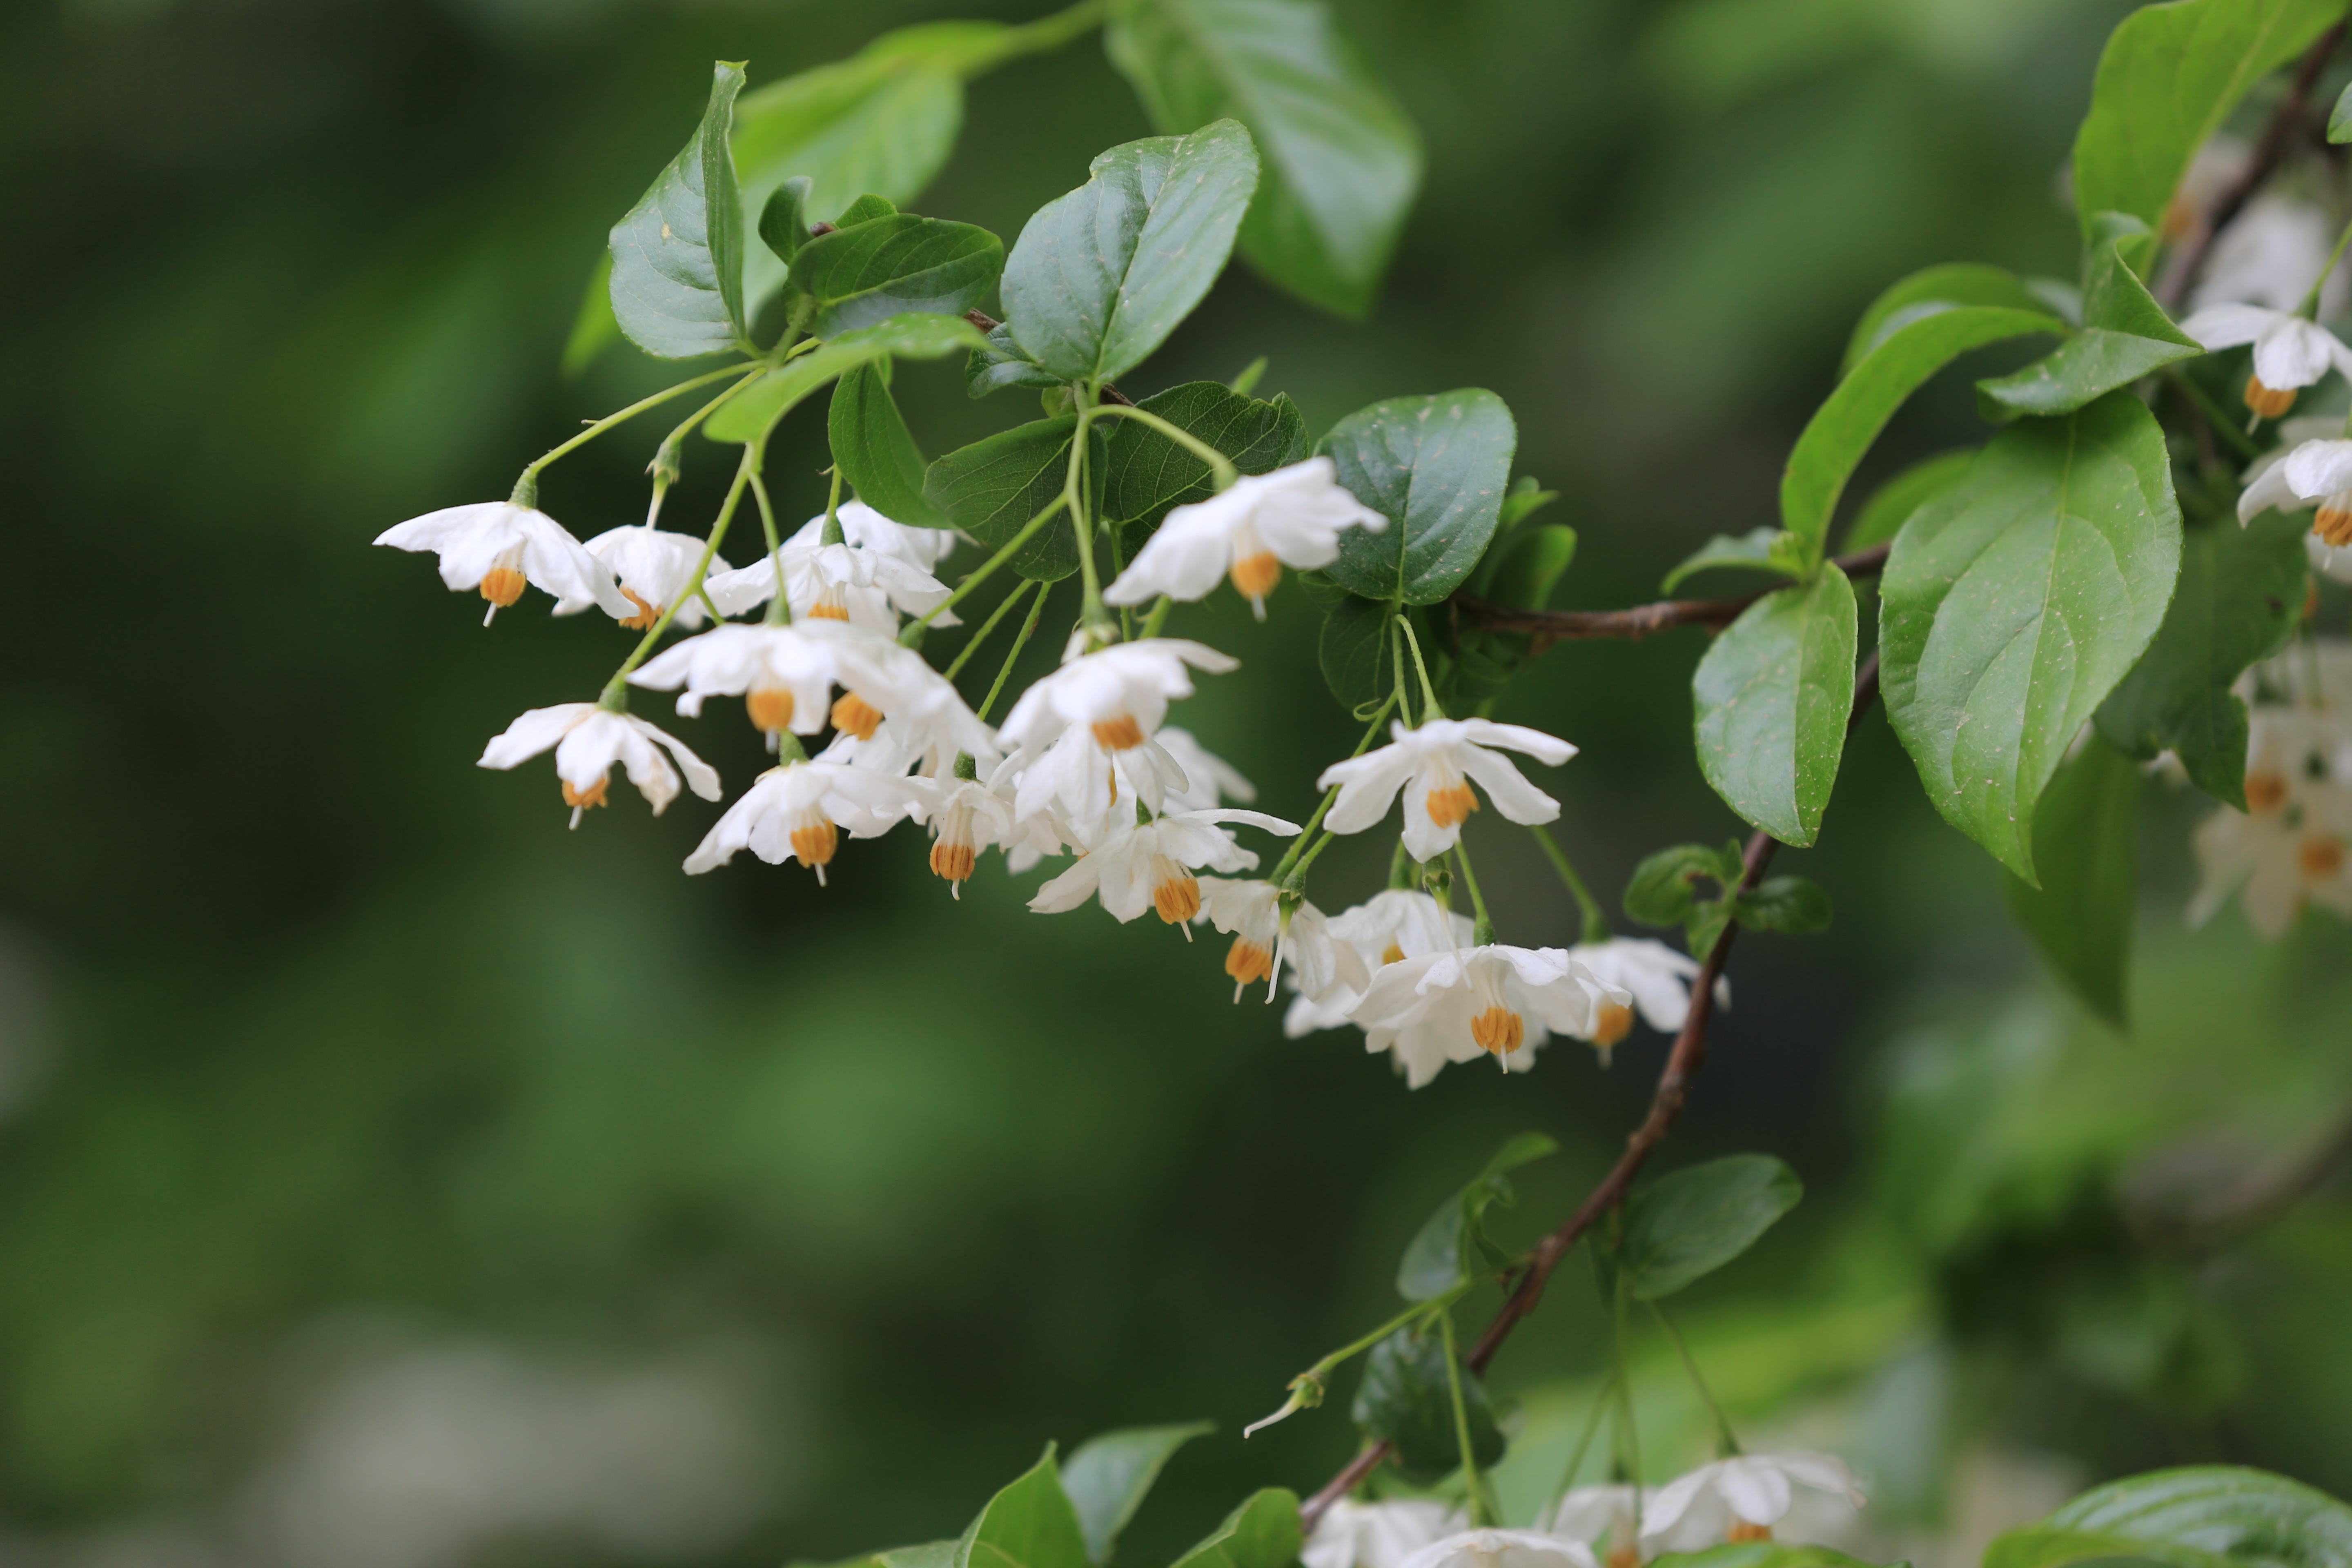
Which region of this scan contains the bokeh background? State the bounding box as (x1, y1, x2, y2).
(8, 0, 2352, 1564)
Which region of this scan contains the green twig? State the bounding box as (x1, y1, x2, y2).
(1440, 1311, 1499, 1527)
(944, 578, 1040, 682)
(1531, 824, 1609, 945)
(1647, 1299, 1740, 1458)
(978, 578, 1052, 723)
(512, 362, 759, 506)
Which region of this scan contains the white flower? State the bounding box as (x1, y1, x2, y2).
(1638, 1453, 1865, 1552)
(477, 704, 720, 827)
(1198, 878, 1370, 1003)
(1396, 1529, 1597, 1568)
(1345, 944, 1629, 1089)
(2191, 194, 2352, 316)
(1303, 1499, 1465, 1568)
(704, 502, 958, 631)
(2180, 303, 2352, 418)
(1156, 726, 1257, 812)
(374, 501, 629, 625)
(2236, 434, 2352, 549)
(1561, 938, 1727, 1058)
(2245, 635, 2352, 715)
(553, 525, 730, 629)
(1029, 808, 1299, 925)
(1547, 1486, 1642, 1568)
(1284, 890, 1474, 1037)
(1319, 719, 1577, 862)
(1102, 457, 1388, 617)
(682, 760, 929, 883)
(2189, 710, 2352, 937)
(909, 773, 1020, 897)
(998, 640, 1239, 830)
(2310, 532, 2352, 586)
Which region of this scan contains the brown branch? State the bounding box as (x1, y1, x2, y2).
(1298, 651, 1884, 1533)
(1452, 543, 1889, 648)
(962, 309, 1135, 405)
(2156, 23, 2343, 311)
(2149, 1100, 2352, 1249)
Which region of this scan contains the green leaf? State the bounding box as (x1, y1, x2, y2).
(1691, 564, 1858, 847)
(1623, 843, 1742, 929)
(2096, 514, 2310, 809)
(789, 214, 1003, 339)
(608, 62, 751, 360)
(2071, 0, 2342, 255)
(1167, 1489, 1303, 1568)
(1000, 121, 1259, 385)
(1318, 593, 1396, 713)
(2002, 734, 2139, 1028)
(2333, 81, 2352, 143)
(1978, 214, 2200, 421)
(1986, 1466, 2352, 1568)
(1733, 875, 1833, 936)
(758, 176, 815, 267)
(1783, 304, 2062, 551)
(1481, 522, 1577, 609)
(957, 1445, 1091, 1568)
(1349, 1325, 1505, 1484)
(1497, 474, 1560, 531)
(1840, 448, 1976, 554)
(704, 312, 990, 443)
(562, 255, 619, 377)
(1105, 0, 1422, 318)
(1060, 1422, 1213, 1566)
(968, 324, 1065, 398)
(1879, 392, 2183, 884)
(1620, 1154, 1803, 1300)
(1841, 262, 2061, 375)
(1661, 527, 1809, 593)
(823, 1542, 962, 1568)
(925, 416, 1107, 582)
(837, 193, 900, 226)
(830, 362, 947, 528)
(1396, 1132, 1558, 1302)
(1650, 1546, 1891, 1568)
(1319, 390, 1518, 605)
(1100, 380, 1310, 538)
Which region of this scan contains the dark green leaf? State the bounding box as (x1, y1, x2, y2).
(1783, 305, 2062, 551)
(2096, 514, 2309, 808)
(956, 1445, 1091, 1568)
(1880, 392, 2183, 883)
(1167, 1489, 1303, 1568)
(1060, 1422, 1213, 1566)
(562, 255, 619, 377)
(1661, 527, 1808, 593)
(1732, 875, 1833, 935)
(1001, 121, 1261, 385)
(1840, 448, 1975, 553)
(608, 61, 751, 359)
(968, 323, 1066, 398)
(1349, 1325, 1505, 1484)
(1482, 523, 1577, 610)
(1101, 380, 1310, 539)
(758, 176, 815, 266)
(1841, 262, 2060, 375)
(1319, 390, 1517, 605)
(1624, 843, 1741, 929)
(1692, 564, 1858, 847)
(1105, 0, 1422, 318)
(925, 416, 1107, 582)
(837, 193, 900, 226)
(1978, 214, 2199, 421)
(1985, 1466, 2352, 1568)
(1396, 1132, 1558, 1301)
(704, 312, 990, 443)
(2071, 0, 2342, 255)
(790, 214, 1003, 338)
(2002, 735, 2139, 1028)
(1318, 593, 1395, 714)
(1621, 1154, 1803, 1300)
(830, 362, 947, 528)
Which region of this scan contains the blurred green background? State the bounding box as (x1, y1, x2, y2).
(7, 0, 2352, 1563)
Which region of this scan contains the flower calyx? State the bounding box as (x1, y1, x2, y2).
(1241, 1370, 1325, 1439)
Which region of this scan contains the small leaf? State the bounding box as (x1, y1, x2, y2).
(1167, 1489, 1303, 1568)
(2334, 81, 2352, 144)
(1497, 474, 1561, 531)
(1482, 523, 1577, 610)
(791, 214, 1003, 338)
(1349, 1325, 1505, 1484)
(1732, 875, 1833, 936)
(1320, 390, 1518, 605)
(2002, 734, 2138, 1027)
(1060, 1422, 1213, 1566)
(1662, 527, 1808, 594)
(1977, 214, 2199, 421)
(1101, 380, 1312, 538)
(1396, 1132, 1559, 1302)
(1624, 844, 1738, 929)
(2096, 514, 2309, 809)
(837, 193, 900, 226)
(1001, 121, 1261, 385)
(830, 362, 946, 528)
(1986, 1466, 2352, 1568)
(968, 323, 1065, 398)
(704, 312, 990, 443)
(956, 1445, 1091, 1568)
(1319, 593, 1396, 713)
(1880, 392, 2183, 883)
(1621, 1154, 1803, 1300)
(1840, 262, 2061, 374)
(925, 416, 1107, 582)
(758, 176, 815, 266)
(609, 62, 752, 359)
(1692, 564, 1858, 847)
(562, 255, 620, 377)
(1840, 448, 1976, 554)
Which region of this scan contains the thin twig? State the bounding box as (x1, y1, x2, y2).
(1451, 543, 1889, 647)
(1299, 651, 1884, 1532)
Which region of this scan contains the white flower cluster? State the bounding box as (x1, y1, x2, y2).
(2191, 639, 2352, 937)
(1303, 1452, 1865, 1568)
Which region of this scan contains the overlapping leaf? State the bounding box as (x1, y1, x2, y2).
(792, 214, 1003, 337)
(608, 62, 751, 359)
(1060, 1422, 1212, 1566)
(704, 312, 989, 443)
(1977, 214, 2199, 420)
(956, 1446, 1090, 1568)
(2002, 734, 2139, 1028)
(1319, 390, 1517, 605)
(1350, 1326, 1504, 1483)
(1100, 380, 1310, 538)
(1987, 1466, 2352, 1568)
(925, 416, 1107, 581)
(1691, 564, 1858, 847)
(830, 362, 947, 528)
(1395, 1132, 1557, 1301)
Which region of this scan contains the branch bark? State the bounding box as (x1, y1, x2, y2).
(1298, 650, 1884, 1533)
(1451, 543, 1889, 647)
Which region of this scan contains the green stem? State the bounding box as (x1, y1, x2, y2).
(1268, 688, 1399, 884)
(2167, 370, 2263, 461)
(1646, 1299, 1740, 1458)
(1531, 824, 1608, 945)
(512, 362, 757, 506)
(1066, 405, 1113, 644)
(2299, 212, 2352, 318)
(1612, 1269, 1643, 1493)
(1545, 1363, 1621, 1524)
(1139, 594, 1173, 641)
(1439, 1311, 1499, 1528)
(944, 578, 1039, 682)
(749, 470, 791, 625)
(953, 0, 1105, 75)
(1452, 840, 1494, 947)
(1086, 401, 1241, 491)
(600, 443, 758, 704)
(978, 578, 1051, 723)
(902, 495, 1070, 644)
(1399, 614, 1442, 721)
(822, 467, 846, 546)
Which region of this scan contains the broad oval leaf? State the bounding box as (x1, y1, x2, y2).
(792, 214, 1004, 338)
(925, 416, 1107, 582)
(1880, 392, 2183, 884)
(1105, 0, 1423, 318)
(1060, 1421, 1213, 1566)
(1349, 1325, 1505, 1484)
(2001, 733, 2139, 1029)
(1986, 1466, 2352, 1568)
(1320, 390, 1517, 605)
(830, 362, 947, 528)
(1101, 380, 1311, 537)
(609, 62, 751, 360)
(1001, 120, 1261, 385)
(956, 1444, 1091, 1568)
(1842, 262, 2059, 375)
(1692, 564, 1858, 848)
(703, 312, 990, 443)
(1396, 1131, 1558, 1302)
(1168, 1488, 1303, 1568)
(1621, 1154, 1803, 1300)
(1782, 304, 2061, 551)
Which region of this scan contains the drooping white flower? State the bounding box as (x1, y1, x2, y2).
(1156, 726, 1257, 812)
(1396, 1529, 1597, 1568)
(2191, 194, 2352, 316)
(2189, 710, 2352, 937)
(1561, 938, 1728, 1059)
(998, 640, 1239, 829)
(552, 525, 730, 629)
(2236, 434, 2352, 550)
(478, 704, 720, 827)
(1345, 944, 1629, 1089)
(1302, 1499, 1466, 1568)
(908, 773, 1020, 898)
(1547, 1485, 1643, 1568)
(682, 760, 928, 883)
(704, 502, 958, 631)
(2180, 303, 2352, 418)
(1102, 457, 1388, 617)
(1197, 878, 1370, 1003)
(1638, 1453, 1865, 1552)
(1284, 889, 1474, 1037)
(1029, 808, 1298, 925)
(1319, 719, 1577, 861)
(375, 501, 630, 624)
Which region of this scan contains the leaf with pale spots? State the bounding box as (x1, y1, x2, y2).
(1319, 389, 1517, 605)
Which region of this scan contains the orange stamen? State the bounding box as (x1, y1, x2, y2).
(2245, 771, 2290, 814)
(1727, 1524, 1773, 1544)
(1225, 938, 1274, 985)
(930, 841, 976, 883)
(1592, 1000, 1635, 1050)
(1381, 941, 1406, 966)
(1092, 714, 1146, 751)
(561, 776, 608, 811)
(2245, 374, 2296, 419)
(1229, 551, 1282, 603)
(791, 820, 839, 867)
(746, 688, 795, 734)
(1470, 1006, 1524, 1055)
(2302, 836, 2345, 880)
(831, 691, 884, 741)
(2315, 506, 2352, 548)
(1426, 783, 1480, 829)
(1154, 873, 1202, 924)
(479, 566, 526, 608)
